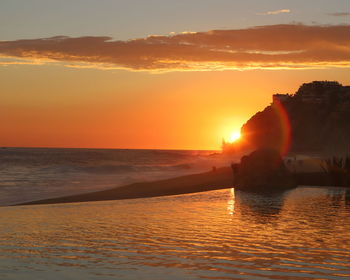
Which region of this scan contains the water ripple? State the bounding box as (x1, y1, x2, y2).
(0, 187, 349, 279)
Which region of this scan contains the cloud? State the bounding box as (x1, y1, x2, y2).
(1, 24, 350, 72)
(328, 12, 350, 17)
(257, 9, 291, 15)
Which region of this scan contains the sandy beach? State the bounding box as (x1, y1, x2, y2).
(18, 167, 233, 206)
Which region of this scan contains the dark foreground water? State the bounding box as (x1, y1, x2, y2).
(1, 187, 349, 280)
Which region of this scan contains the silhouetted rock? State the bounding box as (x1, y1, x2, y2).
(224, 81, 350, 155)
(233, 149, 297, 192)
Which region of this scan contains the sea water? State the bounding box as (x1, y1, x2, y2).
(0, 148, 232, 206)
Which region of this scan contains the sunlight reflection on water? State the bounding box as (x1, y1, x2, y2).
(227, 188, 235, 215)
(0, 187, 349, 280)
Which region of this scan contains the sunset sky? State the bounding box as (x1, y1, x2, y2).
(1, 0, 350, 150)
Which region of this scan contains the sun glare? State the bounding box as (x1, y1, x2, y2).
(228, 131, 241, 143)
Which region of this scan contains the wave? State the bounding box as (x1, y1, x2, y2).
(0, 148, 239, 205)
(60, 163, 193, 174)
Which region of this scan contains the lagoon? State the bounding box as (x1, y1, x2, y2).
(1, 187, 349, 280)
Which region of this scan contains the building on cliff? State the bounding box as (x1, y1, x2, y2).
(272, 93, 292, 104)
(273, 81, 350, 105)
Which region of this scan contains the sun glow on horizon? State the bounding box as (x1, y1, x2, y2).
(228, 131, 241, 143)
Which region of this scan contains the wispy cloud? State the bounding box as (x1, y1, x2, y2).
(257, 9, 291, 16)
(328, 12, 350, 17)
(1, 24, 350, 72)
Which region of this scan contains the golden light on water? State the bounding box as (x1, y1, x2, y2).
(227, 188, 235, 215)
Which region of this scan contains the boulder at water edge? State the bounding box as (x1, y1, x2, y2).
(232, 149, 297, 192)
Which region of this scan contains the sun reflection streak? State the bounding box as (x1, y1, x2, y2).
(227, 188, 235, 215)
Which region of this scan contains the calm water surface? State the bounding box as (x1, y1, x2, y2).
(1, 187, 349, 280)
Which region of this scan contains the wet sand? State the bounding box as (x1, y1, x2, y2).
(18, 167, 233, 206)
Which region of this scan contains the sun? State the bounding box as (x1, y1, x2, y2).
(228, 131, 241, 143)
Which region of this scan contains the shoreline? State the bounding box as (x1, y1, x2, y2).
(14, 167, 350, 207)
(16, 167, 233, 206)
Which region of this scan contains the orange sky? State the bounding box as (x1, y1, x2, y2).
(1, 64, 350, 150)
(2, 2, 350, 150)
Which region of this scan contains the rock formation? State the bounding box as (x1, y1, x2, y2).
(224, 81, 350, 155)
(232, 149, 297, 192)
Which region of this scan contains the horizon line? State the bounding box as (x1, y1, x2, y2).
(0, 146, 219, 152)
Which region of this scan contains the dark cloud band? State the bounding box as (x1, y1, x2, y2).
(1, 24, 350, 71)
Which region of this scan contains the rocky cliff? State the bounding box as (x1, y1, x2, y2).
(230, 81, 350, 155)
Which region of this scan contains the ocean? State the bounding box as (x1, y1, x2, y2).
(0, 147, 234, 206)
(1, 148, 349, 279)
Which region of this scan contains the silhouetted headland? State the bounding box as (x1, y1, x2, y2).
(223, 81, 350, 155)
(223, 81, 350, 189)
